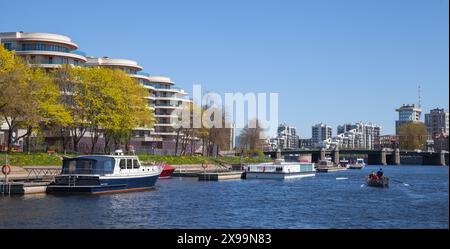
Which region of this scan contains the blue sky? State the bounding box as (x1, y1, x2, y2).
(1, 0, 448, 137)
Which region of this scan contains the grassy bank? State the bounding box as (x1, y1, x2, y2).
(2, 153, 270, 166)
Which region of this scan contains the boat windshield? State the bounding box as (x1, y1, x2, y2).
(61, 156, 115, 175)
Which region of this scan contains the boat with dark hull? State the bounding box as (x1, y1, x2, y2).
(366, 177, 389, 188)
(47, 152, 162, 194)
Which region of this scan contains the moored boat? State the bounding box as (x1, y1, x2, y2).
(349, 158, 366, 169)
(47, 151, 162, 194)
(339, 159, 350, 168)
(159, 164, 175, 179)
(245, 159, 315, 179)
(315, 159, 347, 173)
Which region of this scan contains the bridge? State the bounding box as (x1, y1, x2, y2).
(263, 149, 449, 166)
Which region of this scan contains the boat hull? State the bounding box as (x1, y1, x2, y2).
(366, 177, 389, 188)
(47, 174, 160, 194)
(349, 165, 365, 169)
(159, 166, 175, 179)
(245, 171, 315, 180)
(316, 167, 347, 173)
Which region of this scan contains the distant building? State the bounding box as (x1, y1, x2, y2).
(269, 123, 299, 150)
(312, 123, 332, 148)
(376, 135, 399, 150)
(425, 108, 449, 138)
(298, 138, 313, 149)
(337, 122, 381, 150)
(395, 104, 422, 134)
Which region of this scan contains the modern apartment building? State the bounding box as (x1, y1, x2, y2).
(1, 31, 191, 152)
(312, 123, 332, 148)
(425, 108, 449, 138)
(337, 122, 381, 150)
(85, 57, 158, 142)
(0, 32, 87, 68)
(150, 76, 190, 139)
(395, 104, 422, 134)
(86, 58, 191, 144)
(269, 123, 299, 150)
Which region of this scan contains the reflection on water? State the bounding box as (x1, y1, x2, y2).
(0, 165, 448, 229)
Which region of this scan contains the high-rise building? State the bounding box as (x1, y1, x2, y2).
(425, 108, 449, 138)
(269, 123, 299, 150)
(312, 123, 332, 148)
(395, 104, 422, 134)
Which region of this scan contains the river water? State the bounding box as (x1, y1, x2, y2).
(0, 165, 448, 228)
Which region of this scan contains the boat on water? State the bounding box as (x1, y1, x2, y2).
(47, 150, 163, 194)
(315, 159, 347, 173)
(245, 159, 315, 179)
(159, 164, 175, 179)
(339, 158, 350, 168)
(349, 158, 365, 169)
(366, 176, 389, 188)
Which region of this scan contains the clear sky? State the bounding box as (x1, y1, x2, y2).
(1, 0, 448, 137)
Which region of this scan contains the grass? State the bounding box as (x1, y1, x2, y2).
(2, 152, 270, 166)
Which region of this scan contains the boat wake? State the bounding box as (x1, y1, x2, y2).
(336, 177, 348, 180)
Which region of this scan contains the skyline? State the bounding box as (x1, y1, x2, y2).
(0, 0, 448, 136)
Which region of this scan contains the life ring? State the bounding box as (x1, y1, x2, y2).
(2, 164, 11, 175)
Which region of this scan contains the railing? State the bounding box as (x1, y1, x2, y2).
(136, 71, 150, 77)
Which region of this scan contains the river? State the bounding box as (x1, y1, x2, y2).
(0, 165, 448, 228)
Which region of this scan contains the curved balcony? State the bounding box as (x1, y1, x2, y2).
(15, 49, 87, 62)
(86, 57, 143, 71)
(151, 131, 178, 136)
(154, 87, 188, 95)
(14, 32, 79, 50)
(148, 76, 175, 85)
(154, 114, 178, 118)
(154, 96, 191, 102)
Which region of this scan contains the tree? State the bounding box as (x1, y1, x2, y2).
(398, 122, 429, 150)
(238, 119, 266, 152)
(0, 47, 69, 153)
(100, 68, 155, 153)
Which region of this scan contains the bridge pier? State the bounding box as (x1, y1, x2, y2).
(276, 149, 282, 160)
(332, 149, 339, 165)
(386, 149, 400, 165)
(368, 149, 387, 165)
(422, 151, 447, 165)
(320, 148, 326, 161)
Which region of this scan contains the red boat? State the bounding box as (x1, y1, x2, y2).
(159, 164, 175, 179)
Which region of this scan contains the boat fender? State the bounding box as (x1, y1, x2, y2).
(1, 164, 11, 175)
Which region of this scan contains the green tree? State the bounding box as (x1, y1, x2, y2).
(398, 122, 429, 150)
(0, 47, 69, 153)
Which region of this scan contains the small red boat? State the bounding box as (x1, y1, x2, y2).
(159, 164, 175, 179)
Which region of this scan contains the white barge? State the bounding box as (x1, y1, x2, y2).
(245, 159, 315, 180)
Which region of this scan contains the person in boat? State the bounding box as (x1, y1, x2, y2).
(369, 171, 378, 180)
(376, 168, 384, 179)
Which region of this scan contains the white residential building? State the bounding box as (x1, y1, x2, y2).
(395, 104, 422, 134)
(312, 123, 332, 148)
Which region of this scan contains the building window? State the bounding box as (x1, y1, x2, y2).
(48, 57, 53, 64)
(3, 43, 12, 50)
